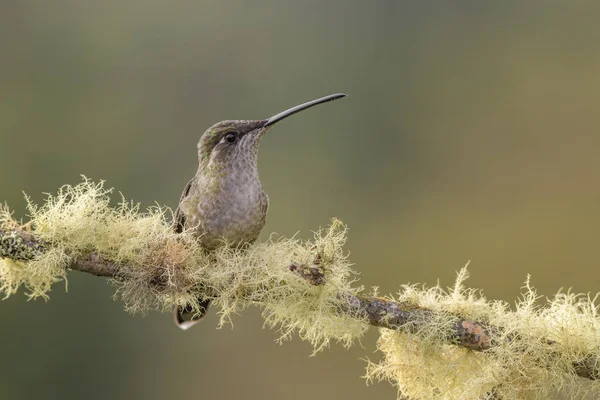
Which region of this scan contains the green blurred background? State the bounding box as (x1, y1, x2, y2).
(1, 1, 600, 399)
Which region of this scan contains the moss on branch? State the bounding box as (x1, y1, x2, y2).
(1, 180, 600, 400)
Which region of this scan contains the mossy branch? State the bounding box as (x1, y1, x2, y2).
(0, 226, 494, 351)
(1, 180, 600, 400)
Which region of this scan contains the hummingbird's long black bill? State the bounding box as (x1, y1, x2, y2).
(263, 93, 346, 127)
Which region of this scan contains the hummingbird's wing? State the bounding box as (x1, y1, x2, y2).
(173, 178, 193, 233)
(172, 177, 212, 329)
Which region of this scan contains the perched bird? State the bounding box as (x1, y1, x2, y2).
(173, 93, 346, 329)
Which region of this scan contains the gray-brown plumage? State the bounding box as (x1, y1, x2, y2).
(173, 93, 346, 330)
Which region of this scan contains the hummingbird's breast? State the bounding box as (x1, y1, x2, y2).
(180, 166, 269, 250)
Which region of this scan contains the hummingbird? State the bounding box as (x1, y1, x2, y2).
(173, 93, 347, 329)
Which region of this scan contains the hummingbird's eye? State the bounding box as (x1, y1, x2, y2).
(224, 132, 237, 143)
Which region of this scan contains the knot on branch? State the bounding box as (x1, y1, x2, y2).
(290, 261, 326, 286)
(453, 320, 492, 350)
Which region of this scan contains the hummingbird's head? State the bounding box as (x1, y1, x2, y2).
(197, 93, 347, 168)
(197, 119, 269, 167)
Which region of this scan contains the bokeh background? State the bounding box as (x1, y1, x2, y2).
(2, 1, 600, 399)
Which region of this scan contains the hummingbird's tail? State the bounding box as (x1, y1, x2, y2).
(174, 299, 211, 330)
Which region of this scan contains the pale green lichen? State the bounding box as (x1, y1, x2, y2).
(0, 231, 39, 261)
(2, 179, 600, 399)
(0, 202, 63, 298)
(0, 179, 366, 351)
(206, 219, 366, 352)
(365, 269, 600, 399)
(0, 202, 18, 229)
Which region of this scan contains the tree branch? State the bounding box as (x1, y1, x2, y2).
(1, 227, 598, 381)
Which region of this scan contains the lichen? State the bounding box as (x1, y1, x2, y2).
(206, 218, 367, 352)
(0, 202, 19, 230)
(2, 179, 600, 399)
(0, 230, 41, 261)
(365, 269, 600, 399)
(0, 179, 366, 351)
